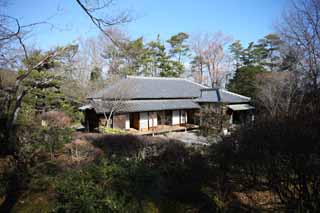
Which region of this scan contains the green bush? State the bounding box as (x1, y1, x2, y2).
(30, 127, 73, 154)
(98, 126, 127, 135)
(54, 159, 155, 212)
(55, 170, 107, 212)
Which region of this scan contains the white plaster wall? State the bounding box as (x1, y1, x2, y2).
(172, 110, 180, 125)
(148, 112, 158, 127)
(125, 113, 130, 129)
(139, 112, 148, 130)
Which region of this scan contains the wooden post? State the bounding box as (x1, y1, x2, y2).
(229, 112, 233, 125)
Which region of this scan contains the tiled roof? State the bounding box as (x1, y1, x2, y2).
(89, 76, 208, 100)
(89, 99, 200, 114)
(82, 76, 252, 113)
(194, 89, 220, 102)
(219, 89, 251, 103)
(195, 89, 250, 103)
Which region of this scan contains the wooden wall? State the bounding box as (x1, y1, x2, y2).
(113, 114, 128, 129)
(131, 112, 140, 130)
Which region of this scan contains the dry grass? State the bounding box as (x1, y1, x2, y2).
(53, 132, 181, 168)
(228, 191, 281, 211)
(67, 132, 184, 161)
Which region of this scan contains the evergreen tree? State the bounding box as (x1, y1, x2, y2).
(122, 37, 152, 76)
(227, 65, 266, 99)
(229, 40, 243, 69)
(227, 34, 282, 98)
(166, 32, 189, 63)
(147, 35, 168, 76)
(19, 47, 81, 119)
(261, 34, 282, 71)
(102, 34, 186, 78)
(147, 35, 184, 77)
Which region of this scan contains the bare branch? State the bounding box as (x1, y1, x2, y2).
(75, 0, 132, 47)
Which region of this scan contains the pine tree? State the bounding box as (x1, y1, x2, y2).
(227, 65, 266, 99)
(229, 40, 243, 69)
(167, 32, 190, 63)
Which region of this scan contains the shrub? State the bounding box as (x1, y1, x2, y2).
(98, 126, 127, 135)
(41, 111, 72, 128)
(54, 159, 157, 212)
(216, 113, 320, 211)
(17, 125, 74, 160)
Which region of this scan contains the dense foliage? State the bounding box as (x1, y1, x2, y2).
(227, 34, 283, 98)
(102, 33, 189, 78)
(227, 65, 265, 99)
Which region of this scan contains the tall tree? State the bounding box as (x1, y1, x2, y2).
(229, 40, 244, 69)
(167, 32, 190, 63)
(227, 35, 283, 99)
(190, 35, 207, 84)
(190, 32, 231, 87)
(147, 35, 169, 77)
(278, 0, 320, 90)
(121, 37, 152, 76)
(191, 55, 205, 84)
(257, 34, 282, 71)
(227, 65, 266, 99)
(147, 35, 184, 77)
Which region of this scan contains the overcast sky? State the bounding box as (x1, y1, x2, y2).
(6, 0, 290, 49)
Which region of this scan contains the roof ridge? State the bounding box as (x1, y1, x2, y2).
(184, 79, 209, 88)
(127, 75, 184, 80)
(126, 75, 208, 88)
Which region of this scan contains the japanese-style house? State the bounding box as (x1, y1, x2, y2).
(80, 76, 254, 132)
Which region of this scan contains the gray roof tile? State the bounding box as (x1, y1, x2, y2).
(195, 89, 250, 103)
(219, 89, 251, 103)
(91, 99, 200, 114)
(89, 76, 207, 100)
(84, 76, 252, 113)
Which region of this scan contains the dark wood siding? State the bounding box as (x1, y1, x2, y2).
(187, 110, 195, 124)
(132, 112, 140, 130)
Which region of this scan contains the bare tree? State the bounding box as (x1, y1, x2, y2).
(57, 29, 130, 102)
(190, 35, 206, 84)
(190, 32, 232, 87)
(86, 76, 130, 130)
(67, 35, 109, 85)
(255, 71, 302, 118)
(278, 0, 320, 90)
(102, 78, 128, 128)
(101, 28, 130, 76)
